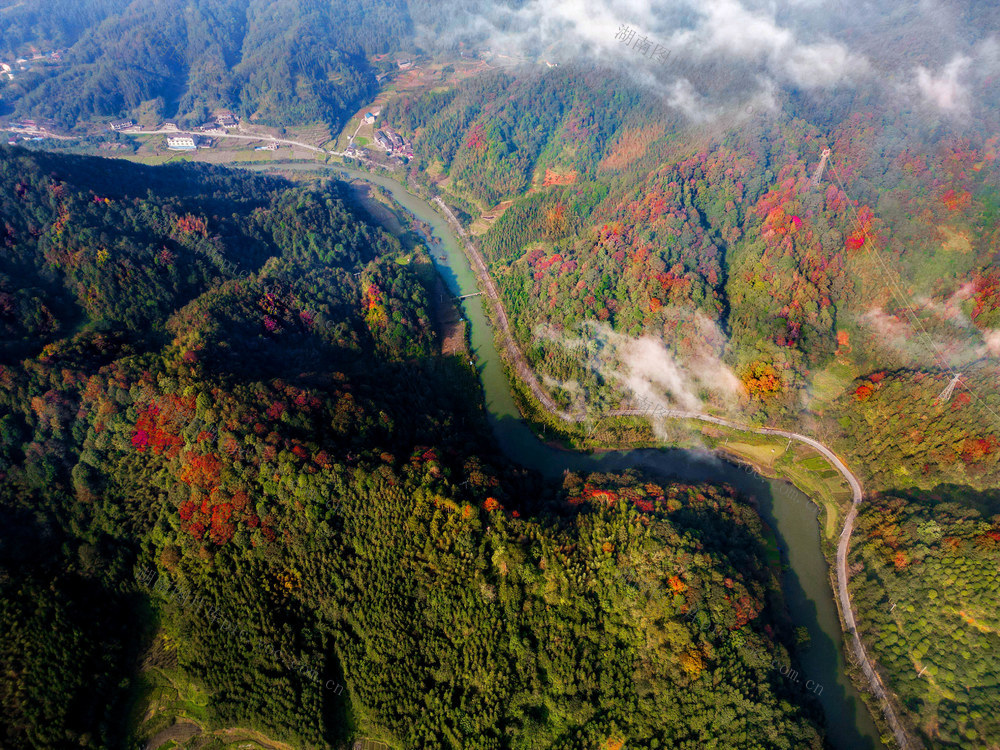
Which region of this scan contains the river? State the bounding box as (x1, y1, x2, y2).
(245, 161, 884, 749)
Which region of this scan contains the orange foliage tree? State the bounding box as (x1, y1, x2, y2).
(742, 361, 782, 398)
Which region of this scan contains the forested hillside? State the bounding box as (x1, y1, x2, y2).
(0, 147, 825, 749)
(850, 490, 1000, 749)
(0, 0, 129, 52)
(835, 367, 1000, 492)
(381, 65, 1000, 750)
(2, 3, 998, 747)
(0, 0, 413, 129)
(387, 65, 1000, 484)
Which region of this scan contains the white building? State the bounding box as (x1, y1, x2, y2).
(167, 135, 197, 151)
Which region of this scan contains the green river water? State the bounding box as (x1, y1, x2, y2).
(248, 162, 884, 749)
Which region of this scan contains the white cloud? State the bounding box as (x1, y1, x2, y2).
(782, 40, 863, 87)
(671, 0, 867, 89)
(535, 315, 744, 426)
(981, 330, 1000, 358)
(914, 54, 971, 112)
(859, 296, 1000, 368)
(696, 0, 795, 58)
(415, 0, 870, 85)
(666, 78, 715, 120)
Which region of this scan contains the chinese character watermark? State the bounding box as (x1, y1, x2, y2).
(615, 25, 672, 65)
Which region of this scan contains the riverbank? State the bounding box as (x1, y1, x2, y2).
(420, 185, 911, 750)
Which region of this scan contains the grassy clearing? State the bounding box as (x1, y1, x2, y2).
(424, 159, 445, 179)
(134, 669, 207, 748)
(283, 123, 332, 148)
(807, 359, 857, 411)
(195, 149, 276, 164)
(724, 440, 785, 469)
(718, 435, 851, 540)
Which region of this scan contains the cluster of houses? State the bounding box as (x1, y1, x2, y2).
(109, 119, 137, 132)
(196, 112, 240, 134)
(1, 50, 61, 81)
(343, 109, 411, 162)
(108, 111, 238, 137)
(373, 125, 412, 158)
(6, 118, 53, 143)
(6, 132, 46, 145)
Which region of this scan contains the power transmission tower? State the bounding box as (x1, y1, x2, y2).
(810, 148, 832, 189)
(935, 373, 962, 404)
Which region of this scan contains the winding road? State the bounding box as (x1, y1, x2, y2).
(434, 194, 918, 750)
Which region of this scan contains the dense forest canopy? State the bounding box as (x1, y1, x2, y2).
(851, 489, 1000, 749)
(0, 0, 413, 129)
(0, 147, 827, 749)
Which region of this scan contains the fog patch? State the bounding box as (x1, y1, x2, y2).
(914, 54, 972, 113)
(858, 299, 1000, 367)
(535, 315, 744, 426)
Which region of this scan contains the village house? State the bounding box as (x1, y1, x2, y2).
(109, 119, 135, 132)
(364, 112, 376, 124)
(215, 112, 238, 128)
(162, 121, 179, 131)
(383, 126, 404, 150)
(166, 135, 197, 151)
